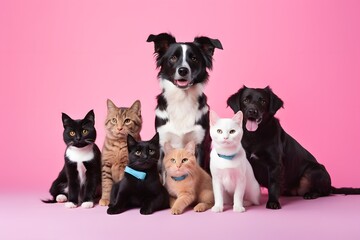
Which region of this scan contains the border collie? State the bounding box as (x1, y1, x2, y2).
(147, 33, 223, 173)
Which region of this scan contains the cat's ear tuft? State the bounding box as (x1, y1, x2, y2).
(62, 112, 72, 127)
(127, 134, 137, 149)
(209, 110, 219, 126)
(85, 110, 95, 123)
(107, 99, 117, 111)
(184, 141, 196, 155)
(164, 142, 173, 154)
(233, 111, 243, 124)
(131, 100, 141, 116)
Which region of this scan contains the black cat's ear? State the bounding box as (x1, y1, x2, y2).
(265, 86, 284, 115)
(147, 33, 176, 61)
(227, 85, 247, 113)
(150, 132, 160, 146)
(127, 134, 137, 149)
(61, 112, 72, 128)
(130, 100, 141, 117)
(84, 110, 95, 124)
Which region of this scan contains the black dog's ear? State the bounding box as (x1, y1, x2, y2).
(147, 33, 176, 60)
(265, 86, 284, 115)
(227, 86, 247, 113)
(194, 36, 223, 69)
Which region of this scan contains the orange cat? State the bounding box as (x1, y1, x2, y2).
(163, 141, 214, 215)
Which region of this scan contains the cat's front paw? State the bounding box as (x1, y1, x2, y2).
(99, 198, 110, 206)
(266, 201, 281, 210)
(211, 205, 223, 213)
(171, 207, 183, 215)
(65, 202, 77, 208)
(233, 205, 246, 213)
(140, 207, 154, 215)
(56, 194, 67, 203)
(81, 201, 94, 208)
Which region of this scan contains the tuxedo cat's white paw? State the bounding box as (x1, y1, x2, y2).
(211, 205, 224, 213)
(233, 205, 246, 212)
(56, 194, 67, 203)
(81, 201, 94, 209)
(65, 202, 77, 208)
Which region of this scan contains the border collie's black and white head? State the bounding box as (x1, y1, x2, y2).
(147, 33, 223, 90)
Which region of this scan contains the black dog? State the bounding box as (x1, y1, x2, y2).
(227, 86, 360, 209)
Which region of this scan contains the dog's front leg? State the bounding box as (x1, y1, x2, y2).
(266, 163, 282, 209)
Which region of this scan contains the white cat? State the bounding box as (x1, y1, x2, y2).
(209, 110, 261, 212)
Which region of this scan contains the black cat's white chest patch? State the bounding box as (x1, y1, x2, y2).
(66, 144, 94, 162)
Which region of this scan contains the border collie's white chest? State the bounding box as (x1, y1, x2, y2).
(66, 144, 94, 185)
(156, 81, 208, 148)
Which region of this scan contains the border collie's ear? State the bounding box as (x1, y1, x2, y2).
(227, 86, 247, 113)
(194, 36, 223, 69)
(265, 86, 284, 115)
(147, 33, 176, 60)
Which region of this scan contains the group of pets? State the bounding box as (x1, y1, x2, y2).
(43, 33, 360, 215)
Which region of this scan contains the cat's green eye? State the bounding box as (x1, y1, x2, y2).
(69, 131, 76, 137)
(124, 119, 131, 124)
(148, 149, 155, 155)
(217, 129, 223, 134)
(111, 118, 117, 124)
(135, 150, 141, 156)
(229, 129, 236, 134)
(182, 158, 188, 163)
(82, 129, 89, 135)
(171, 158, 176, 163)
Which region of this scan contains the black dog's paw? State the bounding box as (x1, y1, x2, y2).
(303, 192, 320, 200)
(140, 207, 154, 215)
(266, 201, 281, 210)
(107, 206, 124, 215)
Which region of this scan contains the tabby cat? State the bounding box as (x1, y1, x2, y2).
(99, 99, 142, 206)
(164, 141, 214, 215)
(107, 133, 169, 215)
(42, 110, 102, 208)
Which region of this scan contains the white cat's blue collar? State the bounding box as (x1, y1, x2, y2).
(125, 166, 146, 180)
(218, 153, 237, 160)
(171, 174, 188, 181)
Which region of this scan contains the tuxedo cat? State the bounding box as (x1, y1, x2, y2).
(209, 110, 261, 212)
(42, 110, 102, 208)
(107, 133, 169, 215)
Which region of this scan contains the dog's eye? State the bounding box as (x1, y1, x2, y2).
(260, 99, 266, 105)
(191, 56, 197, 62)
(243, 98, 250, 104)
(170, 55, 177, 63)
(217, 129, 223, 134)
(229, 129, 236, 134)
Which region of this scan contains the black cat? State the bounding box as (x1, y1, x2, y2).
(42, 110, 102, 208)
(107, 133, 170, 215)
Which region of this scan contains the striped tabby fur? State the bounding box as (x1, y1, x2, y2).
(99, 99, 142, 206)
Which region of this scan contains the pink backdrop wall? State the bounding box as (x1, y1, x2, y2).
(1, 0, 359, 192)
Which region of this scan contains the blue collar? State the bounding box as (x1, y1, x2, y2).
(218, 153, 237, 160)
(171, 174, 188, 181)
(125, 166, 146, 180)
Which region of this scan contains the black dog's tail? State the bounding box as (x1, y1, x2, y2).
(41, 198, 57, 203)
(331, 186, 360, 195)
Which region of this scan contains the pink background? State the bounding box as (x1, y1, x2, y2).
(1, 0, 360, 193)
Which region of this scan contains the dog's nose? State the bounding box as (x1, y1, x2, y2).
(248, 108, 258, 116)
(178, 67, 189, 77)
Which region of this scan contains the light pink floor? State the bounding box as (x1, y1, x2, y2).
(1, 192, 359, 240)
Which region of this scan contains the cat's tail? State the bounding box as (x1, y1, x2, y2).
(41, 198, 57, 203)
(331, 186, 360, 195)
